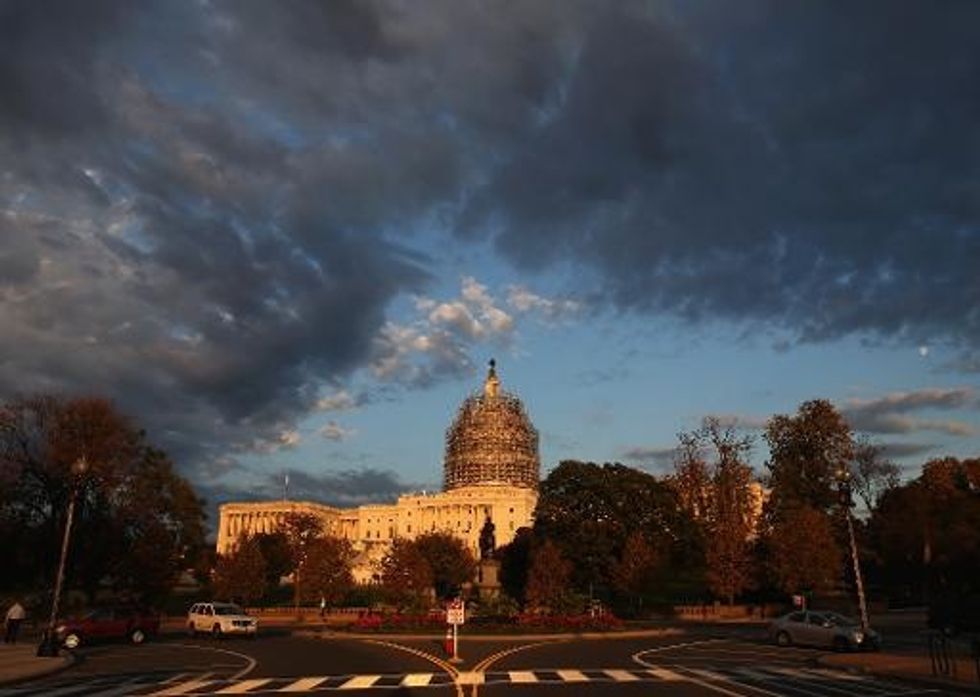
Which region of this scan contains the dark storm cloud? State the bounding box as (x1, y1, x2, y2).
(273, 468, 419, 507)
(2, 0, 978, 496)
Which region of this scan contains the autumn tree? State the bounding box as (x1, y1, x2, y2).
(299, 536, 355, 607)
(525, 538, 572, 611)
(611, 531, 659, 615)
(0, 395, 205, 603)
(674, 418, 756, 605)
(380, 538, 433, 609)
(765, 399, 854, 513)
(869, 457, 980, 604)
(213, 535, 267, 604)
(282, 512, 323, 611)
(413, 531, 477, 600)
(767, 505, 842, 595)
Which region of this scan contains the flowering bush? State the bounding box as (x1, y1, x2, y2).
(515, 612, 623, 631)
(351, 610, 446, 631)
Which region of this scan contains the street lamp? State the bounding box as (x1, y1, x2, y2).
(835, 464, 869, 631)
(37, 456, 88, 657)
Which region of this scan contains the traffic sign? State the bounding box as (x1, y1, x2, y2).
(447, 600, 465, 625)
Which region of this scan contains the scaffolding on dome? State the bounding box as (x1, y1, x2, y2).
(443, 387, 540, 491)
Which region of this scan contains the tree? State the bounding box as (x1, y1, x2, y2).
(282, 512, 323, 610)
(766, 505, 842, 595)
(534, 460, 698, 600)
(674, 418, 756, 604)
(869, 457, 980, 604)
(612, 531, 659, 615)
(765, 399, 854, 513)
(851, 437, 900, 512)
(413, 531, 476, 600)
(299, 536, 355, 607)
(255, 532, 293, 594)
(525, 538, 572, 611)
(498, 527, 533, 605)
(213, 535, 267, 605)
(380, 538, 433, 609)
(0, 395, 206, 603)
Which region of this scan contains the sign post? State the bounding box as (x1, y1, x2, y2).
(446, 598, 465, 662)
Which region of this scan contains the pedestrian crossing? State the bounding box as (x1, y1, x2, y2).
(0, 664, 922, 696)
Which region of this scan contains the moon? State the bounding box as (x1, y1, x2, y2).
(918, 345, 929, 358)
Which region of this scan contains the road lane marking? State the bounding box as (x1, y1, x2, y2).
(686, 668, 731, 681)
(214, 678, 273, 693)
(166, 643, 257, 681)
(555, 669, 588, 682)
(361, 638, 461, 697)
(337, 675, 380, 689)
(148, 678, 214, 695)
(399, 673, 434, 687)
(603, 669, 640, 682)
(278, 677, 328, 692)
(456, 672, 484, 685)
(507, 671, 538, 683)
(645, 667, 684, 681)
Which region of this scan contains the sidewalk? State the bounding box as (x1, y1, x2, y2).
(0, 643, 73, 686)
(818, 650, 980, 692)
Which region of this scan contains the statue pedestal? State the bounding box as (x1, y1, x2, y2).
(476, 559, 501, 600)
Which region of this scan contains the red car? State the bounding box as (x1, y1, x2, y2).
(55, 606, 160, 649)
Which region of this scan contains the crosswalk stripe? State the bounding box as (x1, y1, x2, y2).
(645, 667, 683, 681)
(277, 677, 328, 692)
(214, 678, 273, 693)
(507, 671, 538, 683)
(149, 679, 213, 695)
(555, 669, 588, 682)
(604, 669, 640, 682)
(337, 675, 380, 689)
(399, 674, 433, 687)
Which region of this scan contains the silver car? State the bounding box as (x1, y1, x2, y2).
(768, 610, 880, 651)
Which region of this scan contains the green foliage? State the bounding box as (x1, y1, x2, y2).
(213, 535, 267, 604)
(534, 460, 696, 600)
(413, 531, 476, 600)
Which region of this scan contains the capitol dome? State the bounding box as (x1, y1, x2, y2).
(443, 360, 540, 491)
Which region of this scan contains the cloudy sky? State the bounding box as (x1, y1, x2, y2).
(2, 0, 978, 516)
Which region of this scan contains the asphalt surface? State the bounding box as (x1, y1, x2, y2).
(0, 625, 971, 696)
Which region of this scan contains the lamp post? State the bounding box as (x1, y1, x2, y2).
(37, 456, 88, 657)
(835, 464, 869, 631)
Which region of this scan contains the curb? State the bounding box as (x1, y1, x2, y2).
(293, 627, 684, 642)
(0, 651, 76, 687)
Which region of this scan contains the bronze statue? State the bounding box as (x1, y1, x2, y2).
(479, 515, 496, 560)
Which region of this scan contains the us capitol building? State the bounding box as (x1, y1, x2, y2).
(216, 361, 540, 582)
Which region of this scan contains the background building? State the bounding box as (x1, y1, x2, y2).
(217, 362, 540, 582)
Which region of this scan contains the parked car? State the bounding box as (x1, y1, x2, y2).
(768, 610, 880, 651)
(55, 606, 160, 649)
(187, 602, 258, 638)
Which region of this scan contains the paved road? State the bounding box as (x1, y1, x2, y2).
(0, 628, 966, 696)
